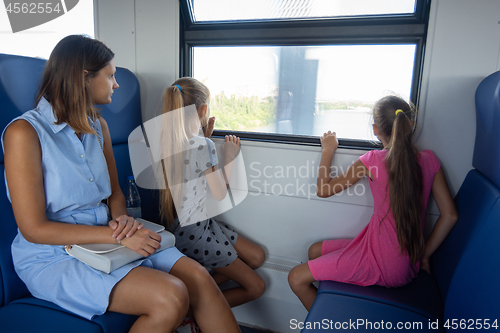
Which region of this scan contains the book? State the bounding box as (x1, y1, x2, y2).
(65, 218, 175, 274)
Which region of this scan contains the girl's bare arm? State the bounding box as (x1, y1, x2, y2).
(205, 135, 240, 201)
(420, 167, 458, 272)
(316, 131, 369, 198)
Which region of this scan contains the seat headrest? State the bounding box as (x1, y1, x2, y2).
(473, 71, 500, 188)
(0, 53, 142, 163)
(0, 54, 46, 163)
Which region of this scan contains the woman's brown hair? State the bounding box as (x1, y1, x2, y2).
(36, 35, 114, 134)
(373, 95, 423, 264)
(159, 77, 210, 227)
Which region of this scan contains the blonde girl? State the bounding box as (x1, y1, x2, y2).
(159, 77, 266, 308)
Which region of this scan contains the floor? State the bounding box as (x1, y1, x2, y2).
(240, 324, 277, 333)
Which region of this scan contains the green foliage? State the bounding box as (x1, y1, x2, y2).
(210, 93, 276, 131)
(208, 93, 373, 132)
(318, 101, 374, 111)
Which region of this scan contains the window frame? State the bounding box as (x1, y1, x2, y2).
(180, 0, 431, 150)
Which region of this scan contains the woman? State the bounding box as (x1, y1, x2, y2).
(2, 35, 240, 333)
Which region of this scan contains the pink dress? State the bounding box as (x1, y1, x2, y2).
(308, 150, 441, 287)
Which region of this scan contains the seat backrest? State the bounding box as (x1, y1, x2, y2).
(0, 53, 147, 306)
(473, 71, 500, 188)
(0, 54, 46, 306)
(443, 199, 500, 324)
(433, 70, 500, 329)
(97, 64, 161, 224)
(432, 170, 500, 298)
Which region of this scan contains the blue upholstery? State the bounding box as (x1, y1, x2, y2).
(0, 54, 45, 163)
(432, 170, 500, 299)
(94, 68, 161, 223)
(317, 271, 443, 320)
(303, 71, 500, 332)
(0, 53, 142, 332)
(3, 297, 136, 333)
(0, 164, 29, 307)
(443, 195, 500, 324)
(306, 293, 438, 332)
(473, 71, 500, 188)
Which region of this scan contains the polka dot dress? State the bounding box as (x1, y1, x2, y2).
(176, 135, 218, 227)
(169, 134, 238, 268)
(171, 218, 239, 268)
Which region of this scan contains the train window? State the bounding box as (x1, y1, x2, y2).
(0, 1, 94, 59)
(190, 0, 416, 22)
(193, 44, 416, 141)
(181, 0, 430, 148)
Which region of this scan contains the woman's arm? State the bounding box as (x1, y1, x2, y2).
(420, 167, 458, 273)
(205, 135, 240, 201)
(4, 119, 116, 245)
(316, 131, 369, 198)
(4, 119, 160, 256)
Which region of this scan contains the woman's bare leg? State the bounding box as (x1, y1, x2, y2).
(169, 257, 241, 333)
(107, 266, 189, 333)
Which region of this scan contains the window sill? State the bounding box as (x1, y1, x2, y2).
(211, 130, 382, 150)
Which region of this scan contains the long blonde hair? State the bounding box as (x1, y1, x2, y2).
(159, 77, 210, 227)
(373, 95, 423, 264)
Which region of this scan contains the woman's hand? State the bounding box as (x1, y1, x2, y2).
(203, 116, 216, 138)
(109, 215, 144, 242)
(120, 228, 161, 257)
(320, 131, 339, 152)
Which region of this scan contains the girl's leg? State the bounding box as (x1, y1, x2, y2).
(290, 240, 351, 311)
(211, 236, 266, 307)
(169, 257, 241, 333)
(107, 266, 189, 333)
(288, 263, 317, 311)
(310, 239, 352, 261)
(234, 235, 266, 269)
(213, 257, 266, 307)
(308, 241, 323, 260)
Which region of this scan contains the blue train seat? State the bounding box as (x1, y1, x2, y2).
(0, 53, 146, 333)
(302, 71, 500, 332)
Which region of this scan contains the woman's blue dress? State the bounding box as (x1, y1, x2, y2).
(1, 98, 183, 319)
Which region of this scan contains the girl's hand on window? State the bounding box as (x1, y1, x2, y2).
(203, 116, 216, 138)
(109, 215, 144, 243)
(222, 135, 240, 162)
(120, 228, 161, 257)
(320, 131, 339, 153)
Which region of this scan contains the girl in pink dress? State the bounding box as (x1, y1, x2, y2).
(288, 95, 459, 311)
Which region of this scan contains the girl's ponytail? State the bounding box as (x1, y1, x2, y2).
(374, 96, 423, 264)
(159, 85, 187, 227)
(158, 78, 211, 228)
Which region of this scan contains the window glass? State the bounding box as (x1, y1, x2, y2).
(191, 0, 416, 22)
(193, 44, 416, 141)
(0, 1, 94, 59)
